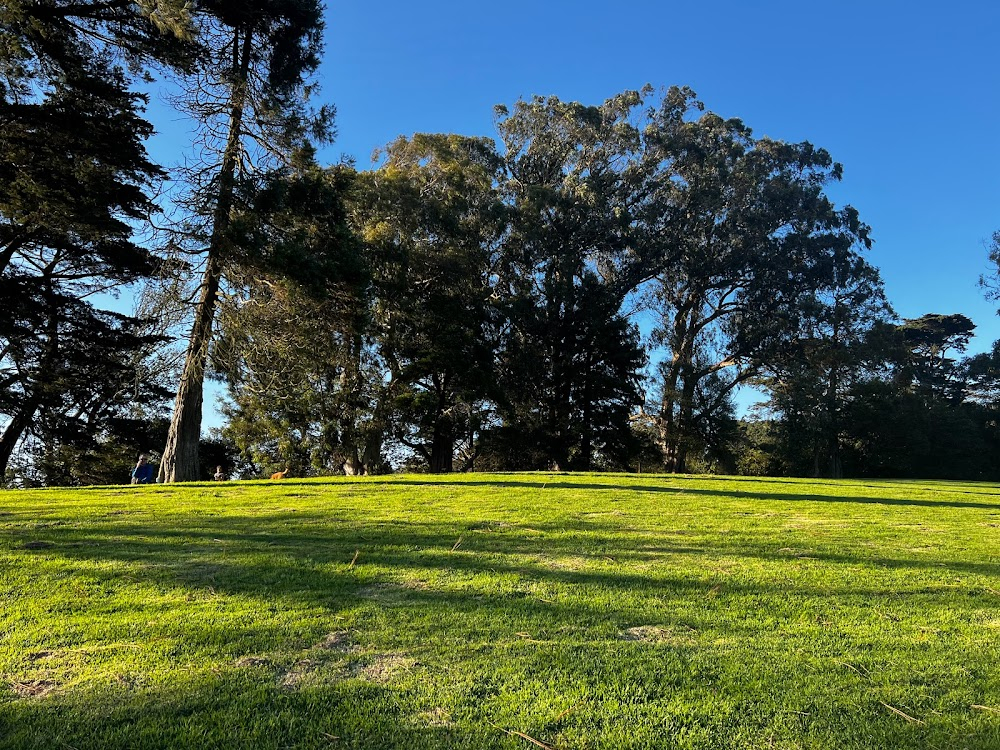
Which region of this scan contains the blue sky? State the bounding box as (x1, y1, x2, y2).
(145, 0, 1000, 424)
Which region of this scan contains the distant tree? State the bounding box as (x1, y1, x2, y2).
(760, 257, 890, 477)
(896, 313, 975, 404)
(979, 230, 1000, 305)
(351, 134, 506, 473)
(844, 379, 996, 479)
(962, 339, 1000, 405)
(212, 163, 365, 476)
(639, 91, 873, 473)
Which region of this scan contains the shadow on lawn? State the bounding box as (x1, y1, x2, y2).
(13, 509, 1000, 611)
(384, 478, 1000, 512)
(58, 472, 1000, 507)
(8, 505, 1000, 749)
(0, 671, 504, 750)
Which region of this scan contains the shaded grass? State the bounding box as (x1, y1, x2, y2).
(1, 473, 999, 748)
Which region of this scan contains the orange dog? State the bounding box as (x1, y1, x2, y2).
(270, 468, 289, 480)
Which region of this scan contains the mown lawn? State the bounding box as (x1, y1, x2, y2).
(1, 472, 999, 749)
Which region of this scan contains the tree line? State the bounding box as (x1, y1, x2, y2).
(3, 2, 1000, 485)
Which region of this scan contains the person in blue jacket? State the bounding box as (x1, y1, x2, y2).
(131, 454, 155, 484)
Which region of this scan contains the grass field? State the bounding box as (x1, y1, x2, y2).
(1, 473, 999, 749)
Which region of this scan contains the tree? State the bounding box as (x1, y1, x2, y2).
(158, 0, 331, 481)
(640, 91, 873, 473)
(760, 256, 890, 477)
(491, 91, 652, 470)
(896, 313, 975, 404)
(350, 134, 506, 472)
(213, 162, 366, 477)
(0, 2, 190, 479)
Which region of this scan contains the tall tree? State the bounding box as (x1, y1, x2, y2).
(158, 0, 330, 481)
(212, 163, 366, 477)
(896, 313, 975, 404)
(640, 92, 873, 473)
(350, 134, 506, 472)
(492, 91, 652, 470)
(761, 257, 890, 477)
(0, 2, 190, 479)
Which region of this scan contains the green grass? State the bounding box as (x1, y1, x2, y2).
(1, 473, 999, 749)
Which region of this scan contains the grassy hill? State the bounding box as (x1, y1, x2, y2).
(1, 473, 999, 749)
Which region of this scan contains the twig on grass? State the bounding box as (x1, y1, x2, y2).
(490, 722, 555, 750)
(554, 702, 578, 721)
(880, 701, 925, 725)
(972, 704, 1000, 713)
(348, 549, 360, 568)
(451, 536, 463, 552)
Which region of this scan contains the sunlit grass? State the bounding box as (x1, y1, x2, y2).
(2, 473, 999, 748)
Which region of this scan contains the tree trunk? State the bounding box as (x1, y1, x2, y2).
(672, 362, 698, 474)
(0, 274, 61, 479)
(341, 446, 364, 475)
(0, 403, 39, 479)
(429, 421, 454, 473)
(159, 29, 252, 482)
(158, 252, 221, 482)
(578, 347, 593, 471)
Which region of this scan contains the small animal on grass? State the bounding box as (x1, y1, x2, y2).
(270, 468, 290, 480)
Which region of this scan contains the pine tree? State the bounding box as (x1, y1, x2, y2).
(158, 0, 331, 482)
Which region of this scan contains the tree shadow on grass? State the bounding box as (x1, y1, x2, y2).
(4, 610, 1000, 750)
(0, 671, 512, 750)
(10, 510, 1000, 613)
(386, 478, 1000, 512)
(7, 506, 1000, 749)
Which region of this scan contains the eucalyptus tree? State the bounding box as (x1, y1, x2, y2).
(158, 0, 331, 481)
(640, 93, 874, 473)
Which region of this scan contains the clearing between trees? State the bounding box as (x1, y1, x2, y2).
(1, 473, 999, 749)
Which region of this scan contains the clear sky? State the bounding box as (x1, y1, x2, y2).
(144, 0, 1000, 426)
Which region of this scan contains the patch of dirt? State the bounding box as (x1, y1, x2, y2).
(275, 631, 359, 689)
(25, 651, 53, 662)
(542, 556, 589, 571)
(620, 625, 696, 644)
(234, 656, 272, 668)
(414, 707, 453, 727)
(356, 583, 413, 605)
(358, 654, 415, 684)
(279, 659, 319, 690)
(113, 673, 148, 691)
(9, 679, 58, 698)
(315, 631, 354, 653)
(21, 541, 54, 550)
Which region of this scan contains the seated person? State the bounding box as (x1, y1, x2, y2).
(131, 454, 155, 484)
